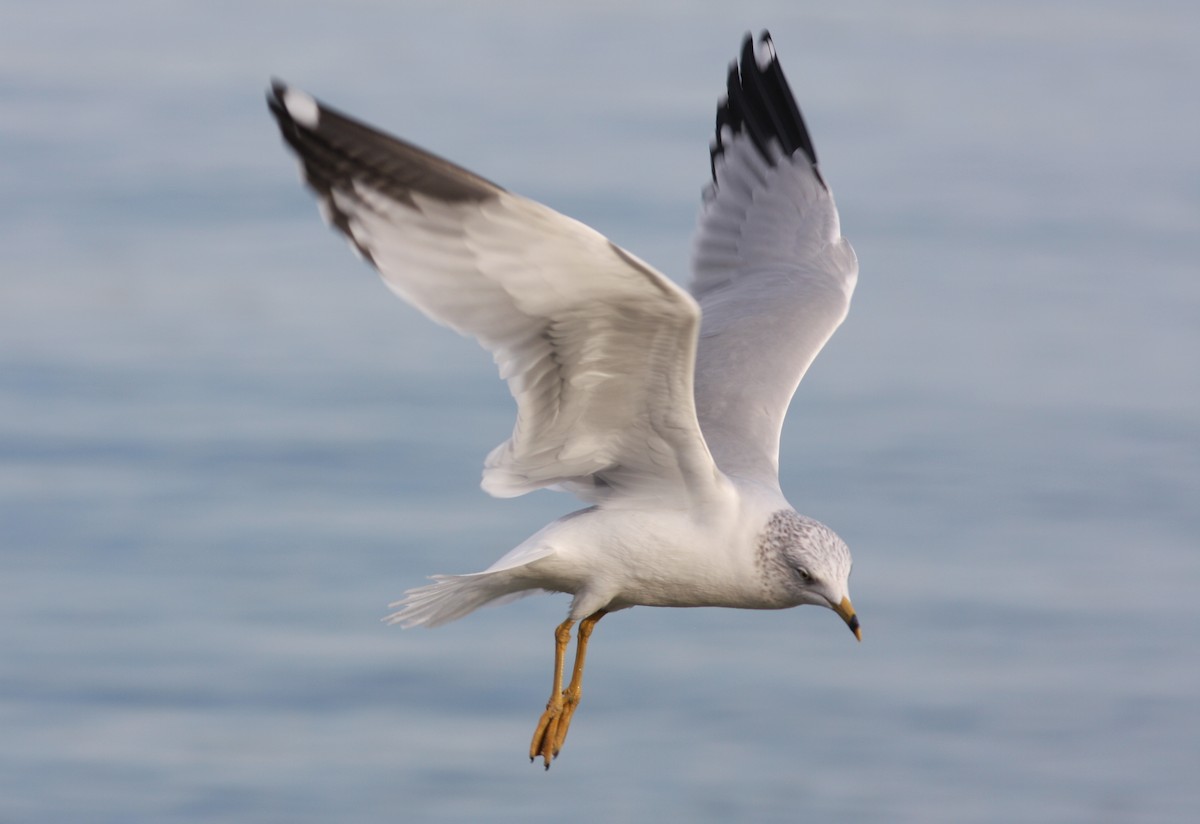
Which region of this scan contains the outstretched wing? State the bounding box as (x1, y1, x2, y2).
(268, 82, 725, 506)
(690, 33, 858, 488)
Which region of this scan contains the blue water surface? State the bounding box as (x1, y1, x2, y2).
(1, 2, 1197, 822)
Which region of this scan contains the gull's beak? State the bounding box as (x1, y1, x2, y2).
(834, 596, 862, 642)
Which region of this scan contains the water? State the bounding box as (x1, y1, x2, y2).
(2, 1, 1198, 821)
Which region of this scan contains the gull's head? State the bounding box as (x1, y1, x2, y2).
(757, 509, 860, 641)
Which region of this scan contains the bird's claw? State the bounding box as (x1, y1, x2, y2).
(530, 690, 581, 768)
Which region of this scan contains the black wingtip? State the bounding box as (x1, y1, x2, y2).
(740, 32, 757, 73)
(265, 78, 290, 124)
(708, 32, 825, 189)
(267, 78, 286, 102)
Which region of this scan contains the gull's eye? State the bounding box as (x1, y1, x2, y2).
(794, 566, 813, 583)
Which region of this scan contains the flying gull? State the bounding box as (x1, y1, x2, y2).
(267, 31, 860, 768)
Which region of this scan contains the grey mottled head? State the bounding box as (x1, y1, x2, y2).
(756, 509, 860, 640)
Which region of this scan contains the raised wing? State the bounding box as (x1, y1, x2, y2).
(268, 82, 724, 506)
(690, 33, 858, 487)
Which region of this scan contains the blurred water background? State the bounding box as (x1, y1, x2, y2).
(2, 1, 1198, 821)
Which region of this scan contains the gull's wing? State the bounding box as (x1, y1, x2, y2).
(268, 82, 725, 506)
(690, 33, 858, 488)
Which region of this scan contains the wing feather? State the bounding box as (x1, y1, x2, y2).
(691, 33, 858, 487)
(268, 82, 724, 506)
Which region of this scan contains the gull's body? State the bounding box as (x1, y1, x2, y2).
(268, 32, 860, 767)
(404, 479, 845, 624)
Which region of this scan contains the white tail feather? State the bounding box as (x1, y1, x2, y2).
(385, 571, 546, 628)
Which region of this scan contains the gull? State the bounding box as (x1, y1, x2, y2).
(267, 31, 860, 768)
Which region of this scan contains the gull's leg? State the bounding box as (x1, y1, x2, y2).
(548, 609, 607, 760)
(529, 617, 574, 768)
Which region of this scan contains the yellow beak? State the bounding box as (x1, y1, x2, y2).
(834, 596, 862, 641)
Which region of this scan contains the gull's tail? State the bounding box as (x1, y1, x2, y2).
(383, 572, 541, 628)
(384, 541, 556, 628)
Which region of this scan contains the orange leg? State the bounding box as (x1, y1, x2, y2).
(529, 617, 574, 768)
(528, 610, 606, 768)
